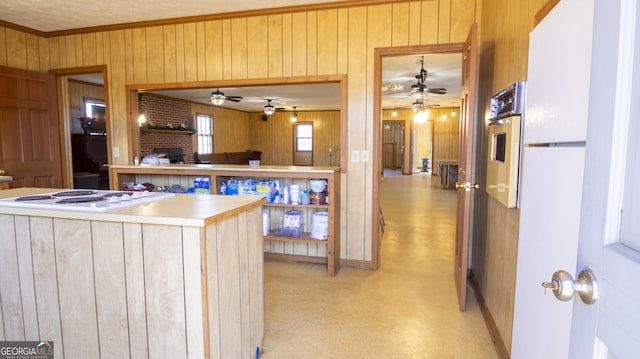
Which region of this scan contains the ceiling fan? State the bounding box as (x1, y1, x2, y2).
(262, 99, 286, 115)
(209, 88, 243, 105)
(382, 56, 447, 97)
(410, 56, 447, 97)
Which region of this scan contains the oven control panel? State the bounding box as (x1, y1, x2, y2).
(490, 82, 526, 119)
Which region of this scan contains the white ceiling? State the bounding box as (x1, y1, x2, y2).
(15, 0, 462, 112)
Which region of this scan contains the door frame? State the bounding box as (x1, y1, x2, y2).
(372, 43, 466, 270)
(49, 65, 110, 189)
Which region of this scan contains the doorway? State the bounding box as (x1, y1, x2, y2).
(50, 66, 111, 189)
(372, 43, 465, 270)
(382, 120, 404, 172)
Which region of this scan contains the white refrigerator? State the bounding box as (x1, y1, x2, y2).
(510, 0, 594, 357)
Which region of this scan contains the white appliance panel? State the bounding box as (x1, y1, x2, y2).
(524, 0, 595, 144)
(511, 146, 585, 359)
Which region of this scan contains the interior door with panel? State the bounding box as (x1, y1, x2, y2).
(454, 23, 478, 311)
(0, 66, 61, 188)
(568, 0, 640, 356)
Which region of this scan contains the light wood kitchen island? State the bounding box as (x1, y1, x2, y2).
(0, 187, 265, 359)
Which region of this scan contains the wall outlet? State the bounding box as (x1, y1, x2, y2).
(361, 150, 369, 162)
(113, 147, 120, 158)
(351, 150, 359, 163)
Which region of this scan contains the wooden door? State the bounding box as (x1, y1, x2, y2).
(0, 66, 61, 188)
(568, 0, 640, 356)
(454, 24, 478, 311)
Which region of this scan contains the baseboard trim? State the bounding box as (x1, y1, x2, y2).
(468, 270, 510, 359)
(340, 258, 373, 270)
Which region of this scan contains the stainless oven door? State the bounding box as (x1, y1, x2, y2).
(486, 115, 522, 207)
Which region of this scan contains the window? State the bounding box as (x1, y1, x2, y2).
(295, 123, 313, 151)
(196, 113, 213, 154)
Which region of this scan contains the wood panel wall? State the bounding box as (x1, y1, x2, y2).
(474, 0, 546, 355)
(431, 107, 460, 172)
(191, 103, 252, 154)
(248, 110, 340, 166)
(0, 0, 479, 264)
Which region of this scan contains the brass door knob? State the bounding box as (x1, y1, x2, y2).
(455, 182, 479, 191)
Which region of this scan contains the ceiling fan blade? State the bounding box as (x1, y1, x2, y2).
(426, 88, 447, 95)
(225, 96, 242, 102)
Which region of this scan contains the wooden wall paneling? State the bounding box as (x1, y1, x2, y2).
(81, 33, 97, 66)
(29, 217, 63, 358)
(204, 21, 223, 81)
(317, 10, 338, 75)
(123, 30, 135, 85)
(68, 80, 105, 133)
(182, 23, 198, 82)
(182, 226, 206, 358)
(236, 211, 252, 359)
(392, 2, 410, 46)
(145, 26, 165, 83)
(38, 37, 51, 72)
(143, 224, 187, 359)
(163, 25, 177, 83)
(0, 214, 26, 340)
(281, 14, 293, 77)
(365, 4, 392, 259)
(346, 6, 367, 260)
(247, 16, 269, 79)
(451, 0, 475, 43)
(215, 216, 243, 358)
(109, 30, 128, 165)
(74, 34, 83, 67)
(408, 1, 422, 46)
(221, 20, 232, 80)
(245, 206, 265, 353)
(176, 24, 186, 82)
(420, 1, 439, 45)
(306, 11, 317, 76)
(291, 12, 307, 76)
(54, 218, 100, 358)
(64, 35, 76, 68)
(337, 9, 349, 74)
(91, 221, 130, 359)
(230, 18, 248, 79)
(0, 28, 7, 66)
(26, 34, 39, 72)
(14, 215, 38, 339)
(6, 29, 27, 69)
(48, 36, 60, 70)
(205, 222, 221, 359)
(196, 22, 207, 81)
(95, 32, 104, 69)
(438, 0, 452, 44)
(131, 28, 147, 84)
(268, 15, 284, 78)
(122, 223, 149, 359)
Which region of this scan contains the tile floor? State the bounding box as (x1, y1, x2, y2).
(261, 173, 498, 358)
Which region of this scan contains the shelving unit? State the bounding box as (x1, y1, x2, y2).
(140, 128, 196, 135)
(110, 164, 341, 276)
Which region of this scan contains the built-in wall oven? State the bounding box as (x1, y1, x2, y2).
(486, 82, 526, 208)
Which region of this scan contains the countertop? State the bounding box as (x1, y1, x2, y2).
(111, 163, 341, 174)
(0, 176, 12, 182)
(0, 187, 265, 227)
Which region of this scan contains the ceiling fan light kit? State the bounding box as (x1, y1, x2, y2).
(264, 100, 276, 115)
(210, 89, 226, 105)
(290, 106, 298, 123)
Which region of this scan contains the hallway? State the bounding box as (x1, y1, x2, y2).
(262, 173, 498, 358)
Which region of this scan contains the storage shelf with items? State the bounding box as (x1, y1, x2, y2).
(109, 164, 341, 276)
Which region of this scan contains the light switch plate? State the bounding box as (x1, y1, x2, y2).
(361, 150, 369, 162)
(113, 147, 120, 158)
(351, 150, 359, 162)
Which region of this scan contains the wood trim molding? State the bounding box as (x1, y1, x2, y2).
(533, 0, 561, 28)
(468, 270, 510, 359)
(1, 0, 410, 38)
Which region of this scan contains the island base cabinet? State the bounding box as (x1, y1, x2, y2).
(0, 208, 264, 359)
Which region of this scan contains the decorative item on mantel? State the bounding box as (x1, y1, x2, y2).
(79, 116, 96, 134)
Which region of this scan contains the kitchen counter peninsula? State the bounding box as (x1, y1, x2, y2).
(0, 187, 265, 359)
(110, 164, 342, 275)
